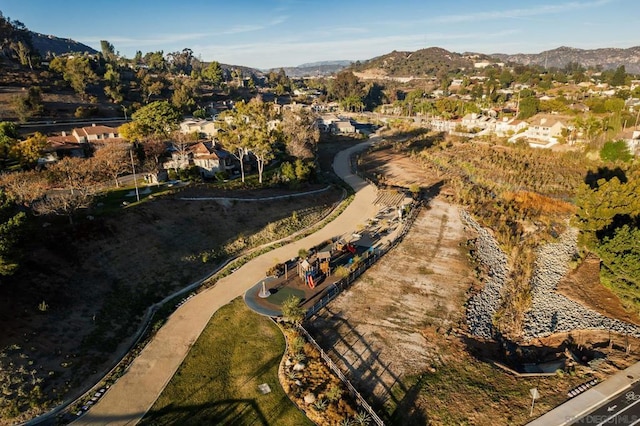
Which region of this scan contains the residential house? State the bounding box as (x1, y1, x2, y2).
(461, 113, 495, 131)
(39, 132, 87, 164)
(42, 124, 126, 164)
(72, 124, 120, 143)
(163, 141, 234, 178)
(509, 115, 567, 148)
(494, 118, 527, 137)
(179, 119, 218, 139)
(318, 114, 339, 132)
(621, 129, 640, 156)
(526, 116, 566, 141)
(332, 119, 356, 134)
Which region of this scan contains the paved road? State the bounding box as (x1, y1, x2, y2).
(573, 383, 640, 425)
(72, 136, 381, 425)
(529, 362, 640, 426)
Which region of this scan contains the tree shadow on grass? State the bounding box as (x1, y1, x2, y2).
(137, 398, 269, 426)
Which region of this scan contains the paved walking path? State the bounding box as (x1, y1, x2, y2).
(73, 137, 381, 425)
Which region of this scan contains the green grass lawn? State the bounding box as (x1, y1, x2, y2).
(139, 298, 312, 426)
(266, 286, 306, 306)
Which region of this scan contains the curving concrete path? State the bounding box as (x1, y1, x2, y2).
(72, 136, 381, 425)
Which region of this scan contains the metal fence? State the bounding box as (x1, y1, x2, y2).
(305, 200, 421, 320)
(297, 325, 385, 426)
(299, 201, 422, 426)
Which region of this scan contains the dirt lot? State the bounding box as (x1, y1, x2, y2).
(557, 254, 640, 326)
(307, 198, 470, 396)
(0, 183, 341, 423)
(306, 146, 640, 425)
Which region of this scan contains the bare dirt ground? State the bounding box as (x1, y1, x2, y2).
(557, 254, 640, 326)
(306, 198, 470, 398)
(306, 146, 640, 425)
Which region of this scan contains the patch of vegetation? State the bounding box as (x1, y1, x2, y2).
(139, 298, 312, 426)
(376, 129, 597, 336)
(387, 345, 589, 425)
(280, 325, 360, 425)
(573, 165, 640, 314)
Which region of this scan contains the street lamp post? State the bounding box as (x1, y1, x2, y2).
(130, 148, 140, 202)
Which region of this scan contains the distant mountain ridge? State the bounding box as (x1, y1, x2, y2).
(29, 31, 98, 57)
(491, 46, 640, 73)
(277, 60, 352, 78)
(348, 47, 485, 77)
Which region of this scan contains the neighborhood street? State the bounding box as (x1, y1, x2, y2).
(71, 135, 381, 425)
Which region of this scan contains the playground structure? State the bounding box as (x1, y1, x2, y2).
(245, 197, 417, 319)
(296, 232, 370, 290)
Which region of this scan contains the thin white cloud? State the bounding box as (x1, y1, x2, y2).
(429, 0, 613, 24)
(269, 15, 289, 26)
(192, 29, 520, 68)
(77, 13, 288, 49)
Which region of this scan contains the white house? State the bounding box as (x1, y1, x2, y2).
(179, 119, 218, 139)
(72, 124, 120, 143)
(509, 115, 567, 148)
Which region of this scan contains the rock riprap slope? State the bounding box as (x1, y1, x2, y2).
(462, 211, 640, 340)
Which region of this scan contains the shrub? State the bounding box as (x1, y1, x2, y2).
(313, 398, 328, 412)
(326, 384, 343, 402)
(281, 295, 305, 325)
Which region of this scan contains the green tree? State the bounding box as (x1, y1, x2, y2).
(103, 64, 123, 103)
(572, 173, 638, 248)
(499, 69, 514, 89)
(280, 161, 295, 182)
(131, 101, 182, 138)
(11, 86, 43, 122)
(201, 61, 223, 87)
(0, 190, 25, 277)
(598, 224, 640, 290)
(137, 69, 166, 103)
(171, 78, 197, 112)
(100, 40, 116, 63)
(517, 92, 539, 119)
(10, 132, 47, 168)
(600, 140, 632, 163)
(0, 122, 19, 169)
(330, 71, 364, 106)
(63, 57, 99, 98)
(143, 51, 166, 71)
(294, 158, 312, 182)
(610, 65, 627, 87)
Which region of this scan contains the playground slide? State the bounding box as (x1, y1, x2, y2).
(308, 275, 315, 289)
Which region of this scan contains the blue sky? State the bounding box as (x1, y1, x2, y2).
(1, 0, 638, 69)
